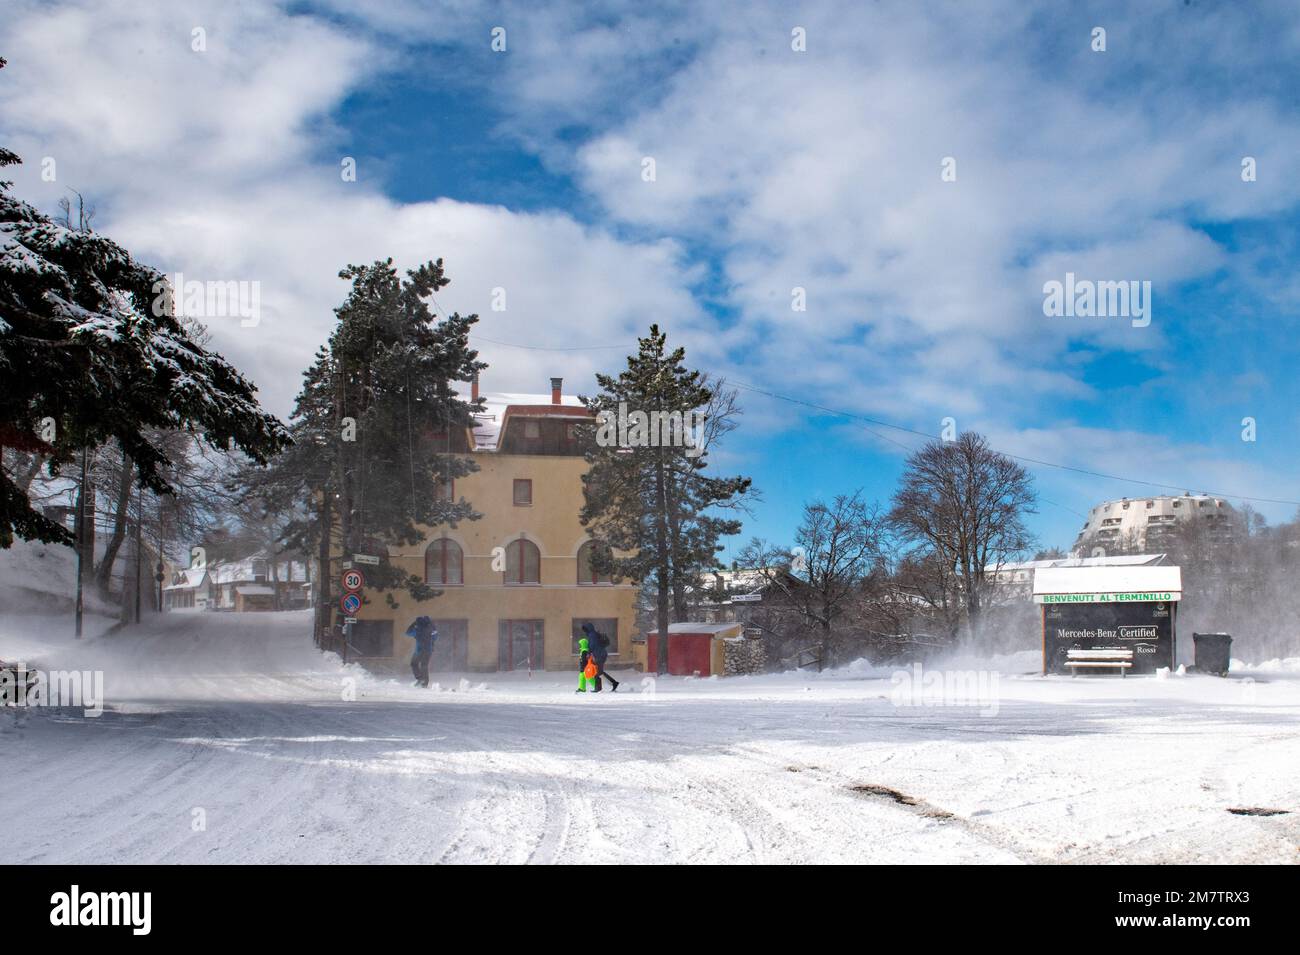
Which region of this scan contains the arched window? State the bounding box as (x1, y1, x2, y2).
(504, 538, 540, 585)
(577, 540, 613, 585)
(425, 539, 463, 586)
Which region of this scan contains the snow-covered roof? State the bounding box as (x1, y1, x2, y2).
(1033, 565, 1182, 603)
(235, 585, 275, 596)
(706, 568, 771, 590)
(163, 568, 209, 591)
(211, 556, 308, 584)
(472, 390, 587, 450)
(994, 554, 1170, 573)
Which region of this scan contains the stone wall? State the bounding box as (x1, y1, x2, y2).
(723, 633, 766, 675)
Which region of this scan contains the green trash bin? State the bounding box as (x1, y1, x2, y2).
(1192, 632, 1232, 676)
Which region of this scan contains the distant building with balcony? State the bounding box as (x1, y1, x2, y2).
(1071, 493, 1236, 557)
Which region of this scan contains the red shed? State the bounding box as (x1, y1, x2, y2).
(643, 622, 743, 676)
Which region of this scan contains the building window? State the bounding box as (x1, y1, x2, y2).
(429, 619, 469, 671)
(572, 618, 619, 656)
(577, 540, 613, 585)
(504, 538, 540, 585)
(513, 479, 532, 506)
(349, 620, 394, 658)
(521, 419, 542, 453)
(498, 619, 544, 671)
(425, 539, 463, 586)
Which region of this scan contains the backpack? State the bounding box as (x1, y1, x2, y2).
(595, 632, 610, 649)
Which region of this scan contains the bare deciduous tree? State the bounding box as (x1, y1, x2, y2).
(740, 490, 886, 669)
(889, 432, 1035, 643)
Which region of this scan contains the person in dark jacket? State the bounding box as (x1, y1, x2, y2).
(405, 616, 437, 687)
(581, 622, 620, 692)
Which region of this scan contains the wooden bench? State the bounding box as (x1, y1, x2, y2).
(1066, 648, 1133, 677)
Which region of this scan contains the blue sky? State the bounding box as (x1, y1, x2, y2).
(3, 0, 1299, 558)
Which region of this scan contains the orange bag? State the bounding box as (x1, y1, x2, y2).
(584, 659, 598, 679)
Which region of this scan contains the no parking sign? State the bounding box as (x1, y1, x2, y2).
(339, 592, 362, 615)
(341, 569, 365, 592)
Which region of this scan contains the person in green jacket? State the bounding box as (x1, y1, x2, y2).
(576, 637, 593, 693)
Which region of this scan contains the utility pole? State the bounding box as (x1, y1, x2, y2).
(133, 481, 143, 624)
(155, 498, 165, 613)
(75, 447, 87, 639)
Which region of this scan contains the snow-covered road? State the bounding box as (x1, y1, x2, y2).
(3, 611, 1298, 864)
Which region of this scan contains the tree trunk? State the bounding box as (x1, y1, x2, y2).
(316, 493, 333, 648)
(336, 371, 354, 557)
(74, 449, 96, 598)
(654, 445, 671, 675)
(16, 452, 44, 493)
(95, 447, 134, 598)
(672, 581, 688, 623)
(270, 557, 282, 611)
(665, 467, 689, 622)
(819, 607, 832, 672)
(657, 566, 671, 676)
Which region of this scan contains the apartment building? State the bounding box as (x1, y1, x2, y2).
(342, 377, 639, 673)
(1072, 493, 1236, 556)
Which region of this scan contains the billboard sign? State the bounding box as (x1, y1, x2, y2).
(1043, 600, 1175, 675)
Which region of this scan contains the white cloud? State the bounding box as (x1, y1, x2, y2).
(560, 2, 1300, 428)
(4, 0, 1298, 527)
(0, 0, 708, 416)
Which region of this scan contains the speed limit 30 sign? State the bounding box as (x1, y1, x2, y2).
(341, 569, 365, 592)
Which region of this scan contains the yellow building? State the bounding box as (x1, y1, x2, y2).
(343, 377, 639, 674)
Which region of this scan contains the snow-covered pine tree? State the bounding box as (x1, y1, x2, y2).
(579, 325, 752, 674)
(0, 60, 289, 548)
(259, 258, 484, 629)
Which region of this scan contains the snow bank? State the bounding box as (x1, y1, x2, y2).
(1229, 656, 1300, 674)
(0, 539, 120, 661)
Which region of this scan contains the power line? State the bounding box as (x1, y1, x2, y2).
(464, 333, 1300, 509)
(725, 378, 1300, 509)
(473, 334, 630, 352)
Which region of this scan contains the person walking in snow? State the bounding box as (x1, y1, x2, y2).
(582, 621, 620, 692)
(405, 615, 437, 687)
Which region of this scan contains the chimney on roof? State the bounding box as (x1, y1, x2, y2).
(471, 372, 480, 402)
(550, 377, 562, 405)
